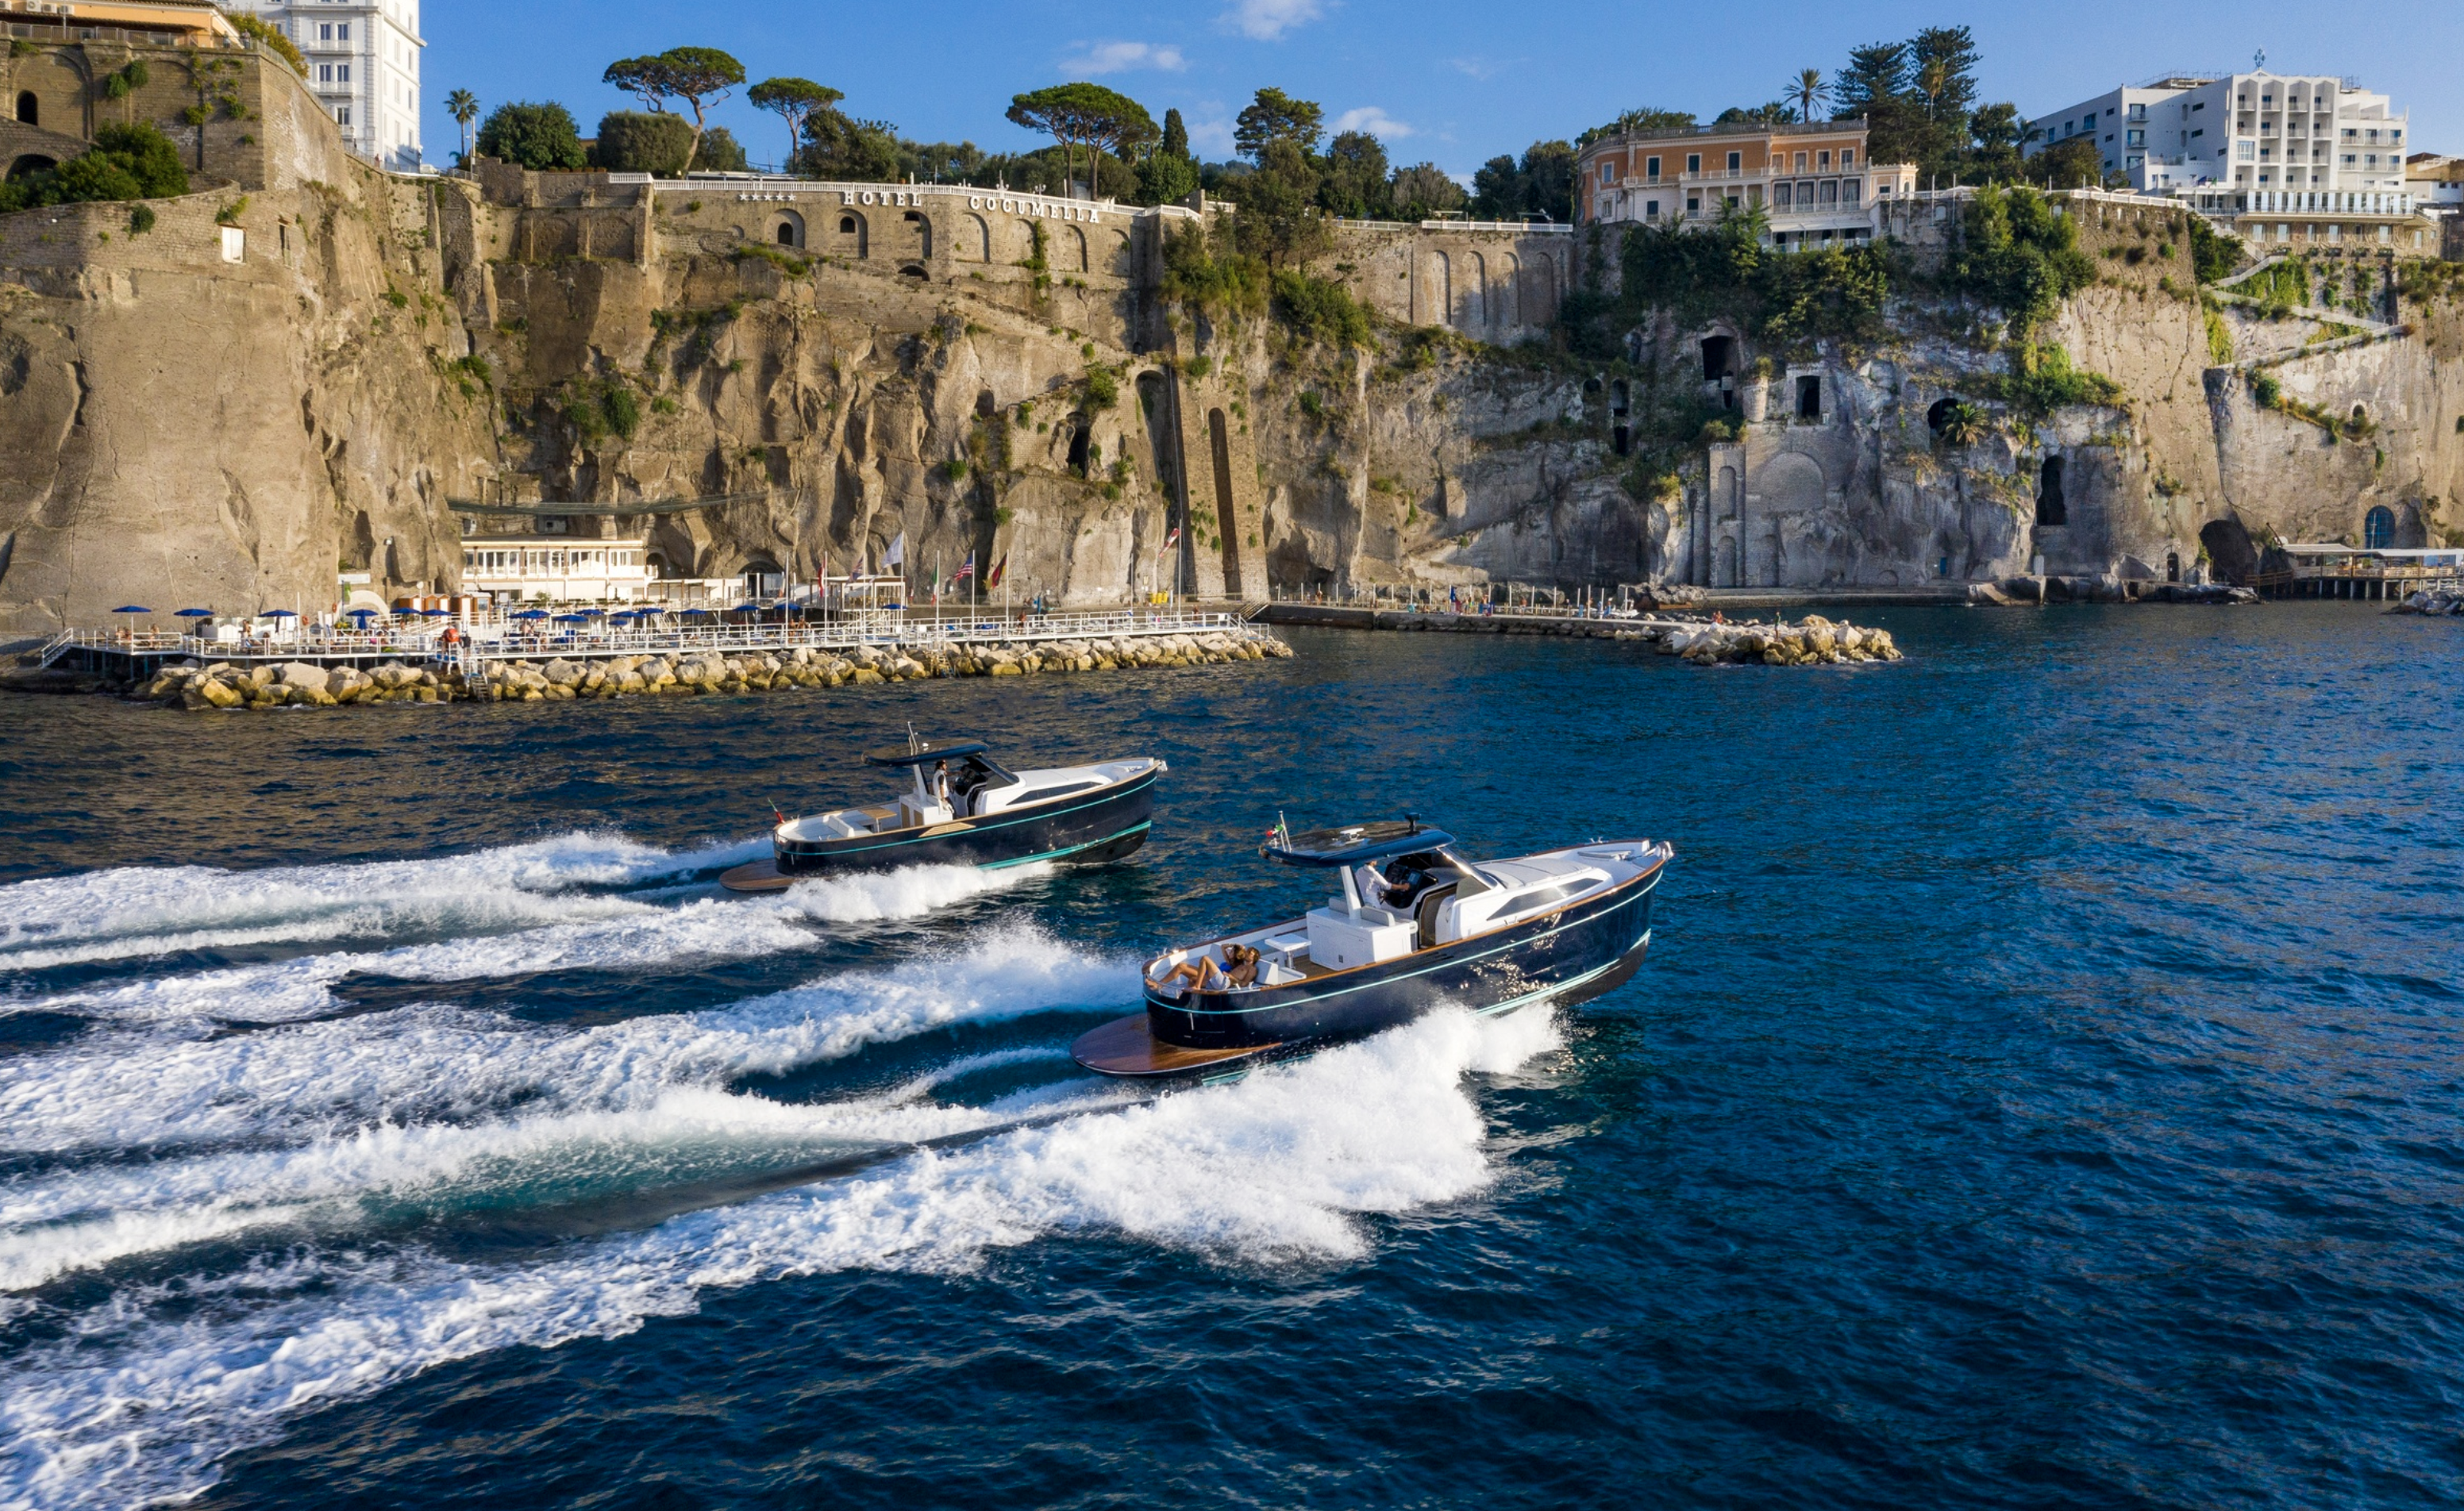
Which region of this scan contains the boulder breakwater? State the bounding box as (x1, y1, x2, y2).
(2392, 588, 2464, 617)
(1255, 605, 1901, 667)
(116, 629, 1290, 712)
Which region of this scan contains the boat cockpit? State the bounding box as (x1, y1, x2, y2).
(1145, 820, 1669, 996)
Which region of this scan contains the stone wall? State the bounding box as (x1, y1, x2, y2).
(1314, 221, 1573, 345)
(0, 36, 349, 194)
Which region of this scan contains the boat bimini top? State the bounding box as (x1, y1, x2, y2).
(1261, 817, 1457, 867)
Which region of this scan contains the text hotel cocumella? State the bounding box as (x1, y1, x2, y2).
(730, 187, 1109, 221)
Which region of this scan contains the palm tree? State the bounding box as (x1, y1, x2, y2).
(445, 89, 479, 165)
(1787, 68, 1830, 125)
(1915, 58, 1953, 121)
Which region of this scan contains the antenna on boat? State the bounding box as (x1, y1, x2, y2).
(907, 721, 921, 754)
(1406, 812, 1418, 834)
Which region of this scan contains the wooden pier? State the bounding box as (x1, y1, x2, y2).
(2256, 544, 2464, 601)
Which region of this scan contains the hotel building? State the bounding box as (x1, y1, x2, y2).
(2025, 71, 2408, 197)
(222, 0, 422, 171)
(1574, 118, 1915, 249)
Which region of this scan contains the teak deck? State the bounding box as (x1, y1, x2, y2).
(718, 860, 794, 894)
(1069, 1013, 1276, 1077)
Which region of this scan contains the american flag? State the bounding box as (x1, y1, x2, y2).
(953, 552, 975, 582)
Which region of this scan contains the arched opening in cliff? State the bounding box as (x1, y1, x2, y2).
(1207, 408, 1242, 596)
(2199, 518, 2258, 585)
(1066, 414, 1092, 476)
(2035, 457, 2066, 527)
(837, 212, 867, 259)
(1701, 336, 1738, 382)
(1135, 371, 1183, 541)
(6, 154, 54, 181)
(2364, 506, 2395, 550)
(1796, 375, 1822, 421)
(1611, 379, 1630, 456)
(976, 389, 997, 419)
(13, 92, 34, 127)
(2166, 551, 2180, 582)
(899, 264, 928, 280)
(903, 210, 931, 259)
(741, 558, 784, 598)
(774, 209, 804, 248)
(1927, 398, 1955, 433)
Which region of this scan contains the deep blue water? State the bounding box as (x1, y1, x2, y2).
(1, 606, 2459, 1509)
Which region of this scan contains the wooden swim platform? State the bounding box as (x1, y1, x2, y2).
(1069, 1013, 1280, 1078)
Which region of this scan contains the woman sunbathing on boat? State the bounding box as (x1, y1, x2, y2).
(1151, 944, 1261, 995)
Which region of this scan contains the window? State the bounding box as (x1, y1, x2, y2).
(1773, 182, 1792, 209)
(1819, 179, 1838, 206)
(1685, 194, 1700, 213)
(1686, 153, 1700, 173)
(2127, 129, 2144, 146)
(1818, 149, 1831, 170)
(1792, 151, 1806, 171)
(1841, 179, 1859, 206)
(335, 106, 350, 125)
(1645, 155, 1660, 180)
(317, 21, 331, 39)
(2062, 120, 2074, 136)
(2239, 141, 2255, 160)
(1840, 148, 1854, 167)
(1727, 150, 1741, 171)
(1598, 161, 1614, 185)
(2083, 112, 2096, 129)
(1645, 198, 1658, 218)
(337, 21, 348, 39)
(2191, 129, 2204, 140)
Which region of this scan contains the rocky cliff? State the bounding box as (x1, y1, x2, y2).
(5, 106, 2463, 635)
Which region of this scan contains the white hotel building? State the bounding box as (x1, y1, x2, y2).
(2025, 71, 2409, 198)
(225, 0, 424, 171)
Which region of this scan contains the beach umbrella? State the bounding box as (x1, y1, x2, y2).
(174, 607, 214, 618)
(419, 607, 451, 617)
(554, 613, 591, 624)
(733, 602, 764, 613)
(261, 609, 298, 619)
(111, 606, 153, 615)
(511, 609, 551, 620)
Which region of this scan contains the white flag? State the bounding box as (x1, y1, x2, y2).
(882, 532, 905, 570)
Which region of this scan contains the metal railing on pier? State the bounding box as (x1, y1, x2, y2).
(36, 608, 1250, 677)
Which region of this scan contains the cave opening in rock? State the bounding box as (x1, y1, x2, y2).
(1066, 415, 1091, 475)
(2166, 550, 2180, 582)
(1927, 398, 1955, 432)
(14, 92, 34, 126)
(1701, 336, 1737, 381)
(2037, 456, 2066, 526)
(2364, 505, 2394, 549)
(1796, 375, 1822, 420)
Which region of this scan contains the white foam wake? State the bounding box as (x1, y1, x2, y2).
(0, 831, 769, 971)
(0, 925, 1134, 1154)
(13, 862, 1050, 1029)
(0, 1007, 1562, 1510)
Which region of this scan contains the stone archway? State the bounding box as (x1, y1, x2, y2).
(772, 209, 805, 248)
(1754, 452, 1825, 587)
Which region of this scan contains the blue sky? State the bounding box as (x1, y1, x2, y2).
(418, 0, 2462, 174)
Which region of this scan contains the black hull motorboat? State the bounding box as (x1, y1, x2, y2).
(1072, 819, 1673, 1077)
(721, 737, 1165, 892)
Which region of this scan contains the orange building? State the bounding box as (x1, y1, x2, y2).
(1575, 117, 1916, 249)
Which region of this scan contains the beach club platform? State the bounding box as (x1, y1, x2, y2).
(32, 606, 1258, 682)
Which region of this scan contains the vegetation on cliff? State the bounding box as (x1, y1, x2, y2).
(0, 123, 187, 213)
(477, 101, 587, 171)
(1938, 185, 2096, 333)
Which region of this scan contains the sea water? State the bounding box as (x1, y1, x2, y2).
(0, 606, 2458, 1509)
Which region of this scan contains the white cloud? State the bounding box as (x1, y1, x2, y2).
(1061, 40, 1188, 75)
(1224, 0, 1324, 41)
(1332, 106, 1413, 140)
(1182, 107, 1238, 158)
(1447, 56, 1519, 81)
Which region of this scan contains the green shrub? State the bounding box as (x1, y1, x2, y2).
(1181, 354, 1212, 379)
(690, 125, 748, 173)
(1943, 186, 2096, 335)
(2204, 307, 2233, 365)
(1160, 221, 1267, 321)
(476, 101, 587, 171)
(2187, 216, 2242, 283)
(1082, 365, 1118, 410)
(941, 458, 968, 481)
(591, 111, 692, 175)
(0, 122, 187, 213)
(1271, 270, 1374, 347)
(2251, 371, 2281, 409)
(1989, 342, 2121, 414)
(1297, 389, 1324, 418)
(127, 204, 155, 235)
(224, 11, 306, 75)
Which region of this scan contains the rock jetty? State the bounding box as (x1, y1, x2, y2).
(1638, 615, 1902, 667)
(2391, 588, 2463, 616)
(124, 629, 1292, 712)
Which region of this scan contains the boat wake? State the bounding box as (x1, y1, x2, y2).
(0, 1003, 1561, 1509)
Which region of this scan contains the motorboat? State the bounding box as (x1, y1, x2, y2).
(1071, 818, 1673, 1077)
(719, 736, 1165, 890)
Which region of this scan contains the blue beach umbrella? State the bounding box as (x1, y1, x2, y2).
(111, 606, 153, 615)
(511, 609, 551, 621)
(261, 609, 298, 619)
(554, 613, 591, 624)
